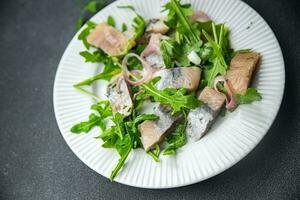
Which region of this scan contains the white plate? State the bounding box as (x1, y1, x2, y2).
(53, 0, 285, 188)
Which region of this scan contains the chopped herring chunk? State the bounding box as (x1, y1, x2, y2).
(107, 76, 133, 117)
(146, 18, 170, 35)
(138, 105, 181, 151)
(141, 33, 166, 69)
(199, 87, 226, 111)
(186, 87, 226, 141)
(154, 67, 201, 92)
(226, 52, 260, 95)
(87, 22, 129, 56)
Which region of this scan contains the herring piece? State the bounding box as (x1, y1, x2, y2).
(154, 67, 201, 92)
(186, 87, 226, 141)
(107, 76, 133, 117)
(145, 53, 166, 70)
(87, 22, 129, 56)
(142, 33, 166, 69)
(199, 87, 226, 111)
(146, 18, 169, 35)
(138, 105, 181, 151)
(186, 104, 214, 141)
(226, 52, 260, 95)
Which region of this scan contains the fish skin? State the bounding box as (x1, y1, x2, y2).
(226, 52, 260, 95)
(186, 87, 226, 141)
(139, 105, 181, 151)
(154, 67, 201, 92)
(107, 76, 133, 117)
(87, 23, 129, 56)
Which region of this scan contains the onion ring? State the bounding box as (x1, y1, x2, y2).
(213, 75, 237, 112)
(122, 53, 153, 86)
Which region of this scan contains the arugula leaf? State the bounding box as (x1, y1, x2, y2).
(160, 36, 203, 67)
(99, 127, 117, 143)
(133, 114, 159, 125)
(112, 113, 125, 140)
(106, 112, 158, 180)
(76, 49, 121, 88)
(163, 0, 193, 28)
(202, 23, 228, 86)
(76, 15, 84, 31)
(117, 5, 135, 11)
(134, 44, 147, 54)
(98, 113, 127, 148)
(107, 16, 116, 27)
(74, 58, 121, 87)
(115, 6, 146, 55)
(199, 43, 213, 62)
(91, 101, 112, 131)
(163, 122, 187, 155)
(85, 1, 98, 12)
(76, 0, 108, 30)
(147, 144, 160, 162)
(78, 20, 97, 49)
(160, 39, 176, 68)
(99, 117, 133, 181)
(71, 114, 102, 134)
(91, 101, 112, 118)
(120, 14, 146, 55)
(236, 88, 262, 105)
(132, 96, 145, 117)
(161, 0, 208, 67)
(140, 78, 202, 114)
(110, 134, 132, 181)
(79, 51, 104, 63)
(131, 15, 146, 40)
(99, 127, 118, 148)
(71, 101, 113, 134)
(122, 23, 128, 32)
(203, 58, 227, 87)
(163, 0, 200, 44)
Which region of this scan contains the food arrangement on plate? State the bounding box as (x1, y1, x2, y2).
(70, 0, 262, 181)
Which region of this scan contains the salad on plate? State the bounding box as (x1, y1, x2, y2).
(71, 0, 262, 181)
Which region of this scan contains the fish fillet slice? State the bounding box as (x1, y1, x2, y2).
(139, 106, 181, 151)
(154, 67, 201, 92)
(226, 52, 260, 95)
(186, 87, 226, 141)
(107, 76, 133, 117)
(87, 23, 129, 56)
